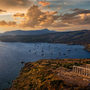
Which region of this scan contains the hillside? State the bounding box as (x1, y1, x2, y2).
(6, 59, 90, 90)
(0, 30, 90, 51)
(0, 30, 90, 44)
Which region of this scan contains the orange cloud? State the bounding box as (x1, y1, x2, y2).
(61, 8, 90, 25)
(9, 5, 90, 31)
(78, 13, 90, 19)
(13, 13, 25, 18)
(47, 6, 50, 9)
(64, 2, 67, 4)
(0, 20, 16, 26)
(38, 1, 50, 7)
(14, 18, 18, 21)
(17, 5, 61, 28)
(0, 9, 7, 14)
(57, 6, 61, 9)
(0, 0, 32, 10)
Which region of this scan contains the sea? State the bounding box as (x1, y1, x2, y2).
(0, 42, 90, 90)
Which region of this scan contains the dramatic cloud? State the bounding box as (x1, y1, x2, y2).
(20, 5, 44, 27)
(17, 5, 63, 28)
(0, 20, 16, 26)
(61, 8, 90, 25)
(3, 4, 90, 31)
(38, 1, 51, 7)
(13, 13, 25, 18)
(11, 5, 90, 29)
(0, 0, 32, 10)
(0, 9, 7, 14)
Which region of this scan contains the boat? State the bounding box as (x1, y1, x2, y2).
(34, 52, 36, 54)
(50, 52, 52, 55)
(50, 51, 52, 52)
(56, 57, 58, 59)
(41, 50, 44, 52)
(59, 52, 61, 54)
(29, 50, 31, 52)
(48, 45, 50, 47)
(67, 49, 71, 51)
(63, 53, 66, 55)
(65, 55, 68, 57)
(41, 54, 44, 56)
(44, 55, 46, 57)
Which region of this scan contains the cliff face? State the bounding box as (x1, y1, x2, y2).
(9, 60, 66, 90)
(8, 59, 90, 90)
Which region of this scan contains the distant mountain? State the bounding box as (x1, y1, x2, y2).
(0, 29, 90, 45)
(2, 29, 56, 35)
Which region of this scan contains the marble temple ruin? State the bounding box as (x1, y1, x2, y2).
(73, 64, 90, 76)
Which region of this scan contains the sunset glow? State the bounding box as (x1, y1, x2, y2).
(0, 0, 90, 32)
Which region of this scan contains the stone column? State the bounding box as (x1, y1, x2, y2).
(77, 67, 78, 73)
(73, 66, 74, 72)
(77, 68, 79, 74)
(78, 68, 81, 74)
(75, 67, 77, 73)
(86, 65, 87, 68)
(82, 69, 83, 75)
(84, 69, 85, 75)
(80, 68, 81, 74)
(86, 70, 87, 76)
(73, 66, 75, 72)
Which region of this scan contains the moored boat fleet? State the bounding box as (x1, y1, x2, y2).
(28, 44, 77, 59)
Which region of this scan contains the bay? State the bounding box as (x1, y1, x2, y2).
(0, 42, 90, 90)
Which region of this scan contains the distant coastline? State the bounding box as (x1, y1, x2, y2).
(84, 44, 90, 52)
(0, 29, 90, 53)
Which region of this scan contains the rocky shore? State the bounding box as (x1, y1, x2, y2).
(84, 44, 90, 52)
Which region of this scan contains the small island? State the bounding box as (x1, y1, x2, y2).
(6, 58, 90, 90)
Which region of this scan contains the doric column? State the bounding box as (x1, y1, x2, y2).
(77, 67, 78, 73)
(77, 68, 79, 73)
(73, 66, 75, 72)
(82, 69, 83, 75)
(84, 69, 85, 75)
(75, 67, 77, 73)
(79, 68, 80, 74)
(86, 69, 88, 76)
(86, 65, 87, 68)
(73, 66, 74, 72)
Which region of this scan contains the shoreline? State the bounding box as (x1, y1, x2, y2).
(84, 44, 90, 52)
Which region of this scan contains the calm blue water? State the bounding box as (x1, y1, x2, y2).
(0, 42, 90, 90)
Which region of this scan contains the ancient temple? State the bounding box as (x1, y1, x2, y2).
(73, 64, 90, 76)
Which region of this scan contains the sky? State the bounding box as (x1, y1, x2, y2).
(0, 0, 90, 32)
